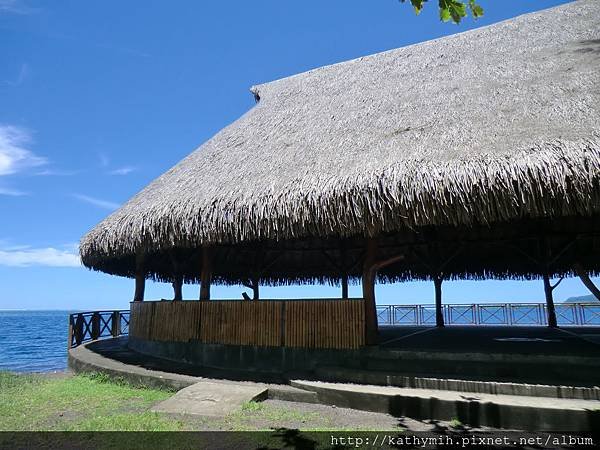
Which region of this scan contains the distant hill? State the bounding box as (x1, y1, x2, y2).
(562, 294, 597, 303)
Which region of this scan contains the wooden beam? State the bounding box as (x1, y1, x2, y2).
(242, 277, 260, 300)
(433, 276, 444, 327)
(320, 249, 342, 272)
(133, 249, 145, 302)
(199, 245, 212, 301)
(574, 263, 600, 301)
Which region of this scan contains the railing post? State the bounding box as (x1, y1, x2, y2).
(67, 315, 73, 350)
(91, 312, 100, 340)
(111, 311, 121, 337)
(75, 314, 84, 346)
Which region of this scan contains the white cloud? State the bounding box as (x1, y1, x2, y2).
(0, 246, 80, 267)
(0, 0, 38, 14)
(73, 193, 120, 210)
(35, 169, 79, 176)
(0, 125, 46, 175)
(108, 166, 136, 176)
(0, 186, 27, 196)
(3, 63, 30, 87)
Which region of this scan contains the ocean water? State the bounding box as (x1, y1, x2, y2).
(0, 310, 72, 373)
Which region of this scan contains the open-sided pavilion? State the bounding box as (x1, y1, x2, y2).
(80, 0, 599, 355)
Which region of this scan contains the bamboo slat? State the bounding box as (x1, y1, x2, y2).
(129, 299, 365, 349)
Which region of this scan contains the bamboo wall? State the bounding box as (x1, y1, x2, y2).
(129, 299, 365, 349)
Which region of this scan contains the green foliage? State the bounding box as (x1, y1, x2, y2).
(449, 417, 464, 428)
(401, 0, 483, 24)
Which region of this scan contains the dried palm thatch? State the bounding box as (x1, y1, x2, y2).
(80, 0, 600, 284)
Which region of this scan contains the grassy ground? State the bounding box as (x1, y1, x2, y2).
(0, 371, 408, 432)
(0, 371, 181, 431)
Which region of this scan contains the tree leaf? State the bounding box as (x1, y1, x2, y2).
(401, 0, 483, 24)
(439, 7, 451, 22)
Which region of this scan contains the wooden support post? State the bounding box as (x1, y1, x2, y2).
(200, 245, 212, 301)
(341, 273, 349, 300)
(543, 272, 558, 328)
(133, 249, 145, 302)
(170, 250, 183, 301)
(362, 238, 378, 346)
(111, 311, 121, 337)
(540, 236, 559, 328)
(574, 263, 600, 301)
(340, 244, 349, 299)
(173, 276, 183, 301)
(362, 238, 406, 346)
(433, 276, 445, 327)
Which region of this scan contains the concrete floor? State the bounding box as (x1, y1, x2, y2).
(85, 325, 600, 386)
(377, 326, 600, 356)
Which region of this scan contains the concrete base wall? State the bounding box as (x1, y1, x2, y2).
(128, 336, 361, 375)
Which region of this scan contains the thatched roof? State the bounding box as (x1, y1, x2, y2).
(81, 0, 600, 284)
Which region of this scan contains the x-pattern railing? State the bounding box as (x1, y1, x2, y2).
(68, 310, 130, 348)
(581, 304, 600, 324)
(376, 303, 600, 326)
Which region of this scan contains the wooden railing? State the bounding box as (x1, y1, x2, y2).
(130, 299, 365, 349)
(68, 310, 130, 349)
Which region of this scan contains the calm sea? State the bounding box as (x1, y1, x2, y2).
(0, 310, 72, 373)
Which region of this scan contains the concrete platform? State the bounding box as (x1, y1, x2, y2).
(151, 381, 267, 416)
(68, 339, 314, 403)
(69, 337, 600, 430)
(314, 366, 600, 400)
(291, 380, 600, 432)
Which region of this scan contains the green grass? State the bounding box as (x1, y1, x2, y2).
(449, 417, 464, 428)
(224, 401, 327, 431)
(0, 371, 182, 431)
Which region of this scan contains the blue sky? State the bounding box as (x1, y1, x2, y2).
(1, 0, 594, 311)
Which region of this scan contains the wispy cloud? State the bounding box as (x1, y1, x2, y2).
(98, 152, 110, 168)
(73, 194, 120, 210)
(0, 0, 39, 14)
(108, 166, 136, 176)
(0, 186, 27, 196)
(0, 125, 46, 176)
(0, 245, 80, 267)
(98, 153, 137, 175)
(35, 168, 80, 176)
(96, 43, 151, 59)
(2, 63, 30, 87)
